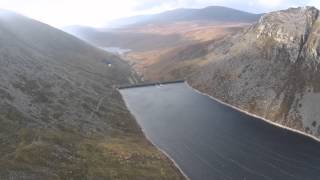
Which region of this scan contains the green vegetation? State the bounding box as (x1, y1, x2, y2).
(0, 86, 183, 180)
(0, 124, 182, 179)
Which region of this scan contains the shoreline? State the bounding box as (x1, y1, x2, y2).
(119, 91, 190, 180)
(185, 81, 320, 144)
(136, 123, 190, 180)
(119, 81, 320, 180)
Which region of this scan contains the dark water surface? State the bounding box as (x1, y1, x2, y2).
(120, 83, 320, 180)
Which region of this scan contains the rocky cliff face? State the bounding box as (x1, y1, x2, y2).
(190, 7, 320, 137)
(255, 7, 320, 64)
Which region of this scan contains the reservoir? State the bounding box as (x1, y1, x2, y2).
(120, 82, 320, 180)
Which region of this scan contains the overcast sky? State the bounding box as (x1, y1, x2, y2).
(0, 0, 319, 27)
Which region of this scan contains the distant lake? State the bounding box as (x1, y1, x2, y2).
(100, 47, 131, 55)
(120, 82, 320, 180)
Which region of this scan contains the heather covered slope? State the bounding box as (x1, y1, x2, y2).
(189, 7, 320, 138)
(0, 10, 183, 179)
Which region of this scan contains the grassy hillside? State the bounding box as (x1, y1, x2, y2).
(0, 10, 183, 179)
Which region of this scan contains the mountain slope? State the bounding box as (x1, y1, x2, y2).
(189, 6, 320, 137)
(0, 10, 183, 179)
(108, 6, 262, 28)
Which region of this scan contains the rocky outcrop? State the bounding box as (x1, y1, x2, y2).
(255, 7, 319, 63)
(190, 7, 320, 137)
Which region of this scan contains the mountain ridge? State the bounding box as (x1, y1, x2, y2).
(107, 6, 262, 28)
(63, 6, 257, 61)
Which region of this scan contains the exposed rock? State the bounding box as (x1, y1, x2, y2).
(189, 6, 320, 137)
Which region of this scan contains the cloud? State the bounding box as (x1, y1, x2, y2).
(257, 0, 285, 7)
(133, 0, 169, 11)
(245, 0, 317, 12)
(308, 0, 320, 8)
(0, 0, 319, 27)
(0, 0, 142, 27)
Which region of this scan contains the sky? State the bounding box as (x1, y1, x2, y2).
(0, 0, 319, 28)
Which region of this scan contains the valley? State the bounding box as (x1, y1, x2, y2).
(67, 6, 320, 139)
(64, 6, 261, 79)
(2, 2, 320, 180)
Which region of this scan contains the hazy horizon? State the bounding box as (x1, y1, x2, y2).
(0, 0, 319, 28)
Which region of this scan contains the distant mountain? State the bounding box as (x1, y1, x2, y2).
(64, 6, 258, 53)
(108, 6, 262, 28)
(63, 25, 97, 37)
(106, 14, 154, 28)
(0, 10, 183, 179)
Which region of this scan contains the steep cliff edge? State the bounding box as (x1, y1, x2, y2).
(190, 7, 320, 137)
